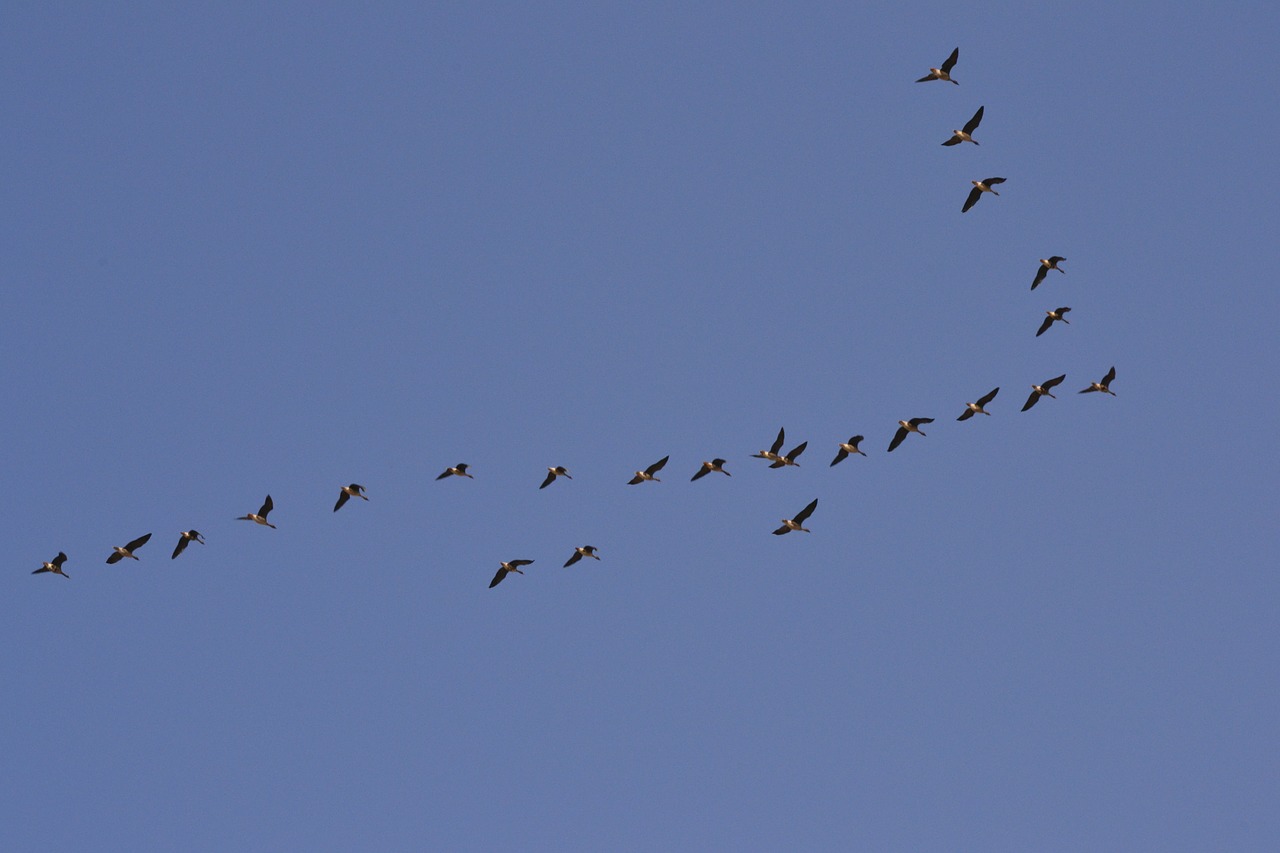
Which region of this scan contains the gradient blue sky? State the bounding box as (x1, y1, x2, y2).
(5, 3, 1279, 850)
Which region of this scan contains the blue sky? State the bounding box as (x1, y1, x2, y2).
(5, 2, 1278, 850)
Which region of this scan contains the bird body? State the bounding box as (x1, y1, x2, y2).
(692, 459, 731, 481)
(540, 466, 572, 489)
(34, 552, 69, 578)
(830, 435, 867, 466)
(171, 530, 205, 559)
(437, 464, 473, 480)
(564, 546, 600, 567)
(1022, 375, 1067, 411)
(768, 441, 808, 468)
(1032, 257, 1066, 290)
(489, 559, 534, 588)
(106, 533, 152, 564)
(334, 483, 368, 512)
(1036, 307, 1071, 337)
(962, 177, 1005, 212)
(943, 105, 984, 145)
(888, 418, 934, 452)
(1080, 366, 1117, 395)
(958, 387, 1000, 421)
(917, 47, 960, 84)
(628, 455, 669, 484)
(773, 498, 819, 535)
(237, 495, 277, 528)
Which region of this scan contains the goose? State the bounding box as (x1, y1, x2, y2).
(691, 459, 731, 481)
(752, 427, 787, 464)
(1079, 366, 1117, 396)
(830, 435, 867, 466)
(564, 546, 600, 567)
(237, 495, 277, 528)
(106, 533, 152, 564)
(628, 456, 669, 485)
(540, 466, 572, 489)
(1032, 256, 1066, 290)
(1022, 375, 1067, 411)
(768, 440, 808, 468)
(773, 498, 819, 535)
(942, 105, 984, 145)
(171, 530, 205, 559)
(1036, 307, 1071, 337)
(489, 559, 534, 588)
(436, 463, 473, 480)
(962, 177, 1006, 212)
(916, 48, 960, 84)
(333, 483, 368, 512)
(888, 418, 934, 452)
(33, 551, 69, 578)
(958, 387, 1000, 421)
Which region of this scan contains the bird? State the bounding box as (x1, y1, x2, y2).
(958, 387, 1000, 421)
(691, 459, 731, 481)
(888, 418, 934, 452)
(1079, 366, 1117, 396)
(237, 495, 277, 528)
(564, 546, 600, 567)
(1036, 307, 1071, 337)
(1032, 256, 1066, 290)
(830, 435, 867, 466)
(106, 533, 152, 564)
(333, 483, 368, 512)
(171, 530, 205, 559)
(436, 463, 473, 480)
(1022, 375, 1067, 411)
(752, 427, 787, 464)
(628, 455, 669, 484)
(539, 466, 572, 489)
(962, 177, 1005, 212)
(489, 559, 534, 588)
(916, 48, 960, 84)
(773, 498, 819, 535)
(768, 440, 808, 468)
(942, 105, 984, 145)
(33, 551, 69, 578)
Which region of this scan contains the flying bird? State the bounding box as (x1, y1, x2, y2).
(171, 530, 205, 559)
(1032, 256, 1066, 290)
(1036, 307, 1072, 337)
(564, 546, 600, 567)
(888, 418, 934, 452)
(333, 483, 368, 512)
(773, 498, 819, 535)
(830, 435, 867, 466)
(1080, 366, 1117, 396)
(106, 533, 152, 564)
(237, 494, 277, 528)
(916, 47, 960, 84)
(768, 440, 808, 468)
(752, 427, 787, 464)
(691, 459, 731, 481)
(489, 559, 534, 588)
(539, 466, 572, 489)
(1022, 375, 1067, 411)
(33, 552, 69, 578)
(436, 463, 473, 480)
(962, 177, 1005, 212)
(958, 387, 1000, 421)
(628, 455, 669, 484)
(942, 105, 984, 145)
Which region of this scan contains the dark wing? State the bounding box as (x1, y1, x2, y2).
(1032, 265, 1048, 290)
(172, 536, 189, 559)
(772, 525, 791, 535)
(125, 533, 151, 552)
(509, 559, 534, 567)
(887, 426, 909, 452)
(830, 448, 849, 466)
(1022, 391, 1041, 411)
(769, 427, 785, 456)
(794, 499, 818, 524)
(848, 436, 864, 450)
(564, 552, 582, 567)
(259, 495, 274, 517)
(962, 186, 982, 212)
(539, 471, 556, 489)
(957, 408, 975, 421)
(1050, 256, 1065, 265)
(488, 568, 508, 588)
(628, 474, 644, 485)
(909, 418, 934, 427)
(1056, 306, 1071, 317)
(691, 465, 709, 481)
(646, 455, 670, 475)
(768, 459, 785, 468)
(334, 490, 350, 511)
(54, 552, 68, 567)
(435, 469, 450, 480)
(33, 566, 50, 574)
(963, 105, 984, 134)
(985, 177, 1006, 186)
(915, 74, 934, 83)
(1078, 385, 1097, 394)
(787, 441, 808, 461)
(941, 48, 959, 73)
(1043, 374, 1067, 390)
(942, 135, 962, 146)
(106, 551, 123, 564)
(1103, 366, 1116, 385)
(977, 387, 999, 407)
(1036, 316, 1054, 337)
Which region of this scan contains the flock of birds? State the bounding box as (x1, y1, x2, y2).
(31, 47, 1118, 589)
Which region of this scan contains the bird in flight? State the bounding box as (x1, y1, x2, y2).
(436, 463, 473, 480)
(691, 459, 731, 481)
(773, 498, 819, 535)
(33, 551, 69, 578)
(942, 105, 984, 146)
(1036, 307, 1071, 337)
(628, 455, 669, 484)
(768, 440, 808, 468)
(564, 546, 600, 567)
(888, 418, 934, 452)
(917, 47, 960, 84)
(752, 427, 787, 464)
(171, 530, 205, 559)
(962, 177, 1006, 212)
(958, 387, 1000, 421)
(333, 484, 368, 512)
(1022, 375, 1067, 411)
(106, 533, 152, 564)
(237, 495, 277, 528)
(540, 466, 572, 489)
(1079, 366, 1117, 396)
(830, 435, 867, 466)
(489, 559, 534, 588)
(1032, 256, 1066, 290)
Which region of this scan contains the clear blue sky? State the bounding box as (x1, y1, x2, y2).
(5, 2, 1278, 850)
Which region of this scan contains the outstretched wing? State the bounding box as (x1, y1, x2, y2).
(1032, 265, 1048, 290)
(909, 418, 934, 427)
(794, 499, 818, 524)
(772, 525, 791, 535)
(962, 186, 982, 212)
(984, 177, 1006, 186)
(172, 536, 190, 559)
(259, 495, 274, 518)
(887, 426, 909, 452)
(963, 105, 983, 134)
(769, 427, 785, 456)
(564, 552, 582, 567)
(691, 465, 709, 481)
(1036, 316, 1054, 337)
(106, 551, 124, 564)
(830, 448, 849, 466)
(125, 533, 151, 552)
(539, 471, 556, 489)
(488, 568, 508, 588)
(1022, 391, 1041, 411)
(787, 441, 807, 462)
(646, 455, 670, 475)
(977, 387, 999, 407)
(957, 408, 975, 421)
(1043, 374, 1067, 390)
(509, 559, 535, 568)
(941, 48, 959, 74)
(942, 135, 962, 146)
(334, 490, 350, 512)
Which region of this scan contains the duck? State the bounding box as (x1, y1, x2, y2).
(106, 533, 152, 564)
(237, 495, 277, 528)
(916, 48, 960, 84)
(1036, 307, 1071, 337)
(33, 551, 69, 578)
(539, 466, 572, 489)
(958, 387, 1000, 421)
(1032, 256, 1066, 290)
(942, 105, 984, 145)
(171, 530, 206, 559)
(962, 177, 1006, 212)
(1022, 375, 1067, 411)
(436, 463, 473, 480)
(752, 427, 787, 464)
(691, 459, 731, 481)
(1079, 366, 1117, 396)
(888, 418, 934, 452)
(489, 559, 534, 588)
(830, 435, 867, 466)
(768, 440, 808, 468)
(628, 456, 669, 485)
(773, 498, 819, 535)
(564, 546, 600, 567)
(333, 484, 368, 512)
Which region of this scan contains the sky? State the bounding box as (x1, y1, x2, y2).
(4, 2, 1279, 850)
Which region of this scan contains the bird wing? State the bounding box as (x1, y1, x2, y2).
(488, 568, 508, 588)
(830, 448, 848, 466)
(942, 135, 962, 146)
(172, 537, 189, 559)
(787, 441, 808, 461)
(1032, 266, 1048, 290)
(1103, 365, 1116, 385)
(647, 455, 670, 475)
(125, 533, 151, 552)
(962, 186, 982, 212)
(984, 177, 1006, 185)
(510, 559, 534, 567)
(54, 552, 68, 567)
(941, 48, 959, 73)
(957, 408, 974, 421)
(260, 495, 274, 517)
(106, 551, 123, 564)
(1036, 316, 1054, 337)
(691, 466, 709, 481)
(435, 469, 451, 480)
(1043, 374, 1066, 389)
(910, 418, 934, 427)
(769, 428, 785, 456)
(795, 499, 818, 524)
(33, 566, 50, 574)
(772, 525, 791, 535)
(628, 474, 644, 484)
(1056, 306, 1071, 316)
(1078, 385, 1097, 394)
(1050, 256, 1065, 266)
(1022, 391, 1040, 411)
(334, 491, 350, 511)
(963, 105, 984, 134)
(564, 552, 582, 567)
(539, 471, 556, 489)
(977, 387, 999, 407)
(915, 73, 935, 83)
(887, 426, 908, 452)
